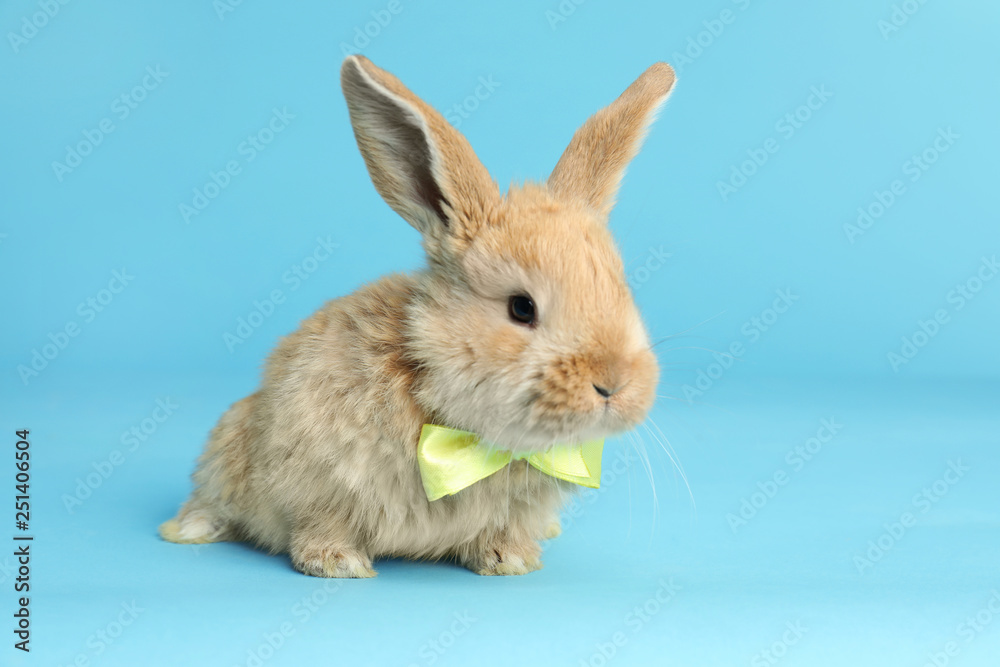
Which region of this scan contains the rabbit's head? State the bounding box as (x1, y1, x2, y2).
(341, 56, 674, 451)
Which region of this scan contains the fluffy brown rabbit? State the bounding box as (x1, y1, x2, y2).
(160, 55, 676, 577)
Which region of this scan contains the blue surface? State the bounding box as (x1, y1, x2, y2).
(5, 377, 999, 666)
(2, 0, 998, 665)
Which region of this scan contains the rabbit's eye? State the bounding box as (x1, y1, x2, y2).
(508, 294, 536, 326)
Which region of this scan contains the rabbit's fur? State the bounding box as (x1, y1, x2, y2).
(161, 56, 676, 577)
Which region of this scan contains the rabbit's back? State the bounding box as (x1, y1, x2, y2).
(191, 274, 429, 551)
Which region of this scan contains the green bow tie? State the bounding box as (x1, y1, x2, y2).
(416, 424, 604, 501)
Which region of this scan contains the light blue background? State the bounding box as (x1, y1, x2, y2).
(1, 0, 997, 665)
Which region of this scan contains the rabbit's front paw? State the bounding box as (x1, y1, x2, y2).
(292, 545, 376, 579)
(470, 540, 542, 576)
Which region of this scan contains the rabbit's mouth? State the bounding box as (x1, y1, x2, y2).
(467, 357, 658, 453)
(526, 348, 658, 440)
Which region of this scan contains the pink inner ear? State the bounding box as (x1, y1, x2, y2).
(342, 58, 450, 230)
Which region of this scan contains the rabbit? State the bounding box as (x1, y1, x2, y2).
(159, 55, 676, 577)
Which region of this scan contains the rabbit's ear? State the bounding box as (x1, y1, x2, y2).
(548, 63, 676, 220)
(341, 55, 499, 241)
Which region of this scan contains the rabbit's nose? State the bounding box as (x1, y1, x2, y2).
(593, 384, 619, 398)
